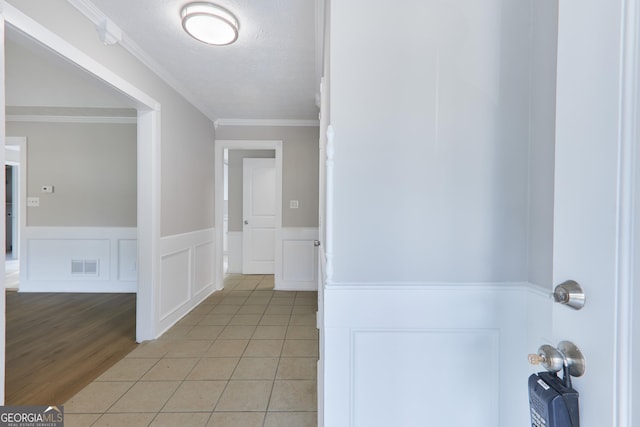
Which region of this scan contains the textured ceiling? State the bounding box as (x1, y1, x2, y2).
(84, 0, 320, 122)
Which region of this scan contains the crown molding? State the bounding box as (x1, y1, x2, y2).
(6, 114, 136, 124)
(214, 118, 320, 128)
(66, 0, 216, 121)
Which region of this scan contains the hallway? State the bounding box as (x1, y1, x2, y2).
(64, 274, 318, 427)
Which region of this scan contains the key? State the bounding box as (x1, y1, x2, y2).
(528, 353, 546, 365)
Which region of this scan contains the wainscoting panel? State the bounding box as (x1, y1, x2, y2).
(159, 249, 190, 320)
(20, 227, 137, 292)
(157, 228, 217, 336)
(118, 239, 137, 281)
(194, 241, 215, 295)
(322, 283, 534, 427)
(277, 227, 318, 291)
(353, 329, 499, 427)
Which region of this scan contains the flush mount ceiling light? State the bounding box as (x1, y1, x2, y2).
(181, 2, 239, 46)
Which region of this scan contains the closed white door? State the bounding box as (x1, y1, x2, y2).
(242, 158, 276, 274)
(550, 0, 638, 425)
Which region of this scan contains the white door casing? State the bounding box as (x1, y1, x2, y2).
(551, 0, 638, 425)
(1, 3, 161, 346)
(242, 158, 276, 274)
(5, 136, 24, 266)
(214, 140, 283, 288)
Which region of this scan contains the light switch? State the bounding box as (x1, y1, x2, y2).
(27, 197, 40, 207)
(290, 200, 299, 209)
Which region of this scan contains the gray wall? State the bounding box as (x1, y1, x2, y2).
(5, 37, 133, 109)
(7, 121, 137, 227)
(227, 150, 275, 232)
(216, 125, 319, 228)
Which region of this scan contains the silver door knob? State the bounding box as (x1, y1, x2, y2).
(313, 240, 321, 247)
(244, 220, 249, 225)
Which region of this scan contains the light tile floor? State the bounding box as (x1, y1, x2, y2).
(64, 274, 318, 427)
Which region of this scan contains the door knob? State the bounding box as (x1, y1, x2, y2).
(529, 341, 586, 377)
(313, 240, 321, 247)
(244, 220, 249, 225)
(528, 344, 564, 372)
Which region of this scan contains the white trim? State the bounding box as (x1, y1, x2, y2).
(615, 0, 640, 424)
(214, 140, 283, 289)
(67, 0, 214, 119)
(325, 125, 335, 284)
(136, 109, 160, 341)
(215, 118, 320, 128)
(3, 2, 162, 342)
(0, 15, 5, 405)
(6, 115, 137, 124)
(314, 0, 325, 94)
(325, 281, 533, 291)
(5, 137, 25, 263)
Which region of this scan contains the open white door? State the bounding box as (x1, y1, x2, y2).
(550, 0, 638, 425)
(242, 158, 276, 274)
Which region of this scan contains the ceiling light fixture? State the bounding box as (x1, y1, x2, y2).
(181, 2, 239, 46)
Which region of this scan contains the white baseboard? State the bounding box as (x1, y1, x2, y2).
(321, 282, 544, 427)
(157, 228, 217, 336)
(19, 227, 137, 293)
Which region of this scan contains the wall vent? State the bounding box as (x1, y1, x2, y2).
(71, 259, 100, 276)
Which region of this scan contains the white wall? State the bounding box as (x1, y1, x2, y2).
(330, 0, 531, 284)
(323, 0, 556, 425)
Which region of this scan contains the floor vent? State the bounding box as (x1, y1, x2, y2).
(71, 259, 100, 276)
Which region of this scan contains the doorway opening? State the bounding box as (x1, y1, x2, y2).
(4, 137, 22, 292)
(215, 140, 283, 288)
(2, 2, 162, 405)
(224, 148, 277, 275)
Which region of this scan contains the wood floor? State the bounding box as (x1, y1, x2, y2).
(5, 291, 137, 405)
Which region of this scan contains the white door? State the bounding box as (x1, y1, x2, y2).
(551, 0, 637, 425)
(317, 77, 329, 427)
(242, 158, 276, 274)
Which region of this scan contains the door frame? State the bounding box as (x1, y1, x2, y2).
(551, 0, 640, 425)
(4, 136, 24, 263)
(214, 140, 282, 287)
(1, 3, 161, 346)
